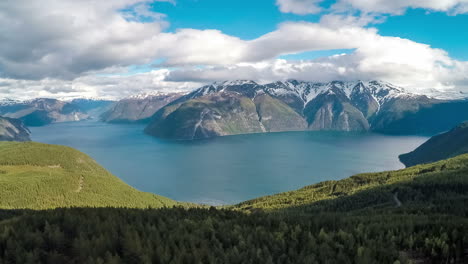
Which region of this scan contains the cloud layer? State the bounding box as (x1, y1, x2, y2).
(0, 0, 467, 100)
(277, 0, 468, 15)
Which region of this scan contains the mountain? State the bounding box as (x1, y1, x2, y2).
(399, 122, 468, 167)
(0, 141, 177, 209)
(101, 93, 184, 123)
(0, 98, 89, 126)
(0, 117, 30, 141)
(144, 81, 307, 140)
(371, 98, 468, 135)
(145, 80, 468, 140)
(1, 151, 467, 263)
(71, 98, 115, 120)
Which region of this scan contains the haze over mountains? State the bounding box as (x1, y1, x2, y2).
(101, 93, 184, 123)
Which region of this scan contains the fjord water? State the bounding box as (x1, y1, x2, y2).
(31, 121, 428, 205)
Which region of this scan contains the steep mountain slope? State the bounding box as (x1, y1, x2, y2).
(0, 117, 30, 141)
(303, 86, 369, 131)
(236, 153, 468, 213)
(0, 142, 177, 209)
(399, 122, 468, 167)
(146, 80, 467, 139)
(371, 98, 468, 135)
(145, 81, 307, 140)
(0, 98, 89, 126)
(101, 93, 183, 123)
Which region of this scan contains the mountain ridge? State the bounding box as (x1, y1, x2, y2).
(145, 80, 468, 140)
(399, 121, 468, 167)
(101, 92, 185, 123)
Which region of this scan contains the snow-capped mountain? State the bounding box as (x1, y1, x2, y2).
(188, 80, 261, 99)
(145, 79, 468, 140)
(0, 98, 22, 106)
(129, 91, 188, 100)
(264, 80, 416, 108)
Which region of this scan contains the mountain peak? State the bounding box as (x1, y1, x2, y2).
(213, 80, 258, 86)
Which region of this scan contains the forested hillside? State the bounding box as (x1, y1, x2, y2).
(236, 153, 468, 213)
(0, 151, 467, 263)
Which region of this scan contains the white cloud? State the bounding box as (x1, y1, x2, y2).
(0, 71, 201, 100)
(276, 0, 468, 15)
(0, 0, 467, 99)
(276, 0, 323, 15)
(155, 29, 248, 66)
(334, 0, 468, 15)
(0, 0, 169, 80)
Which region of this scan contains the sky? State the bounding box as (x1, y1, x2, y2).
(0, 0, 467, 100)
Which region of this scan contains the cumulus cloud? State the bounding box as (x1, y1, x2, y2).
(334, 0, 468, 15)
(162, 21, 468, 93)
(276, 0, 468, 15)
(0, 0, 467, 99)
(276, 0, 323, 15)
(0, 71, 201, 100)
(0, 0, 168, 80)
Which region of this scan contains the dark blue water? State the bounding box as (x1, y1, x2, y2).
(30, 121, 428, 205)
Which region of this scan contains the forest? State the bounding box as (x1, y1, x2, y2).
(0, 206, 467, 264)
(0, 143, 467, 263)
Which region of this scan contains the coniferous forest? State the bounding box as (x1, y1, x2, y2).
(0, 143, 468, 263)
(0, 206, 467, 264)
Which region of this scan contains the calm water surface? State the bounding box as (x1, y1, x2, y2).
(31, 121, 428, 205)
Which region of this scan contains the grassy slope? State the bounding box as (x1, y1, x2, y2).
(0, 142, 178, 209)
(236, 153, 468, 214)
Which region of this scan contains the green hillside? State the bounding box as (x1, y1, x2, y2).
(236, 153, 468, 214)
(0, 142, 177, 209)
(399, 121, 468, 167)
(0, 153, 467, 263)
(0, 142, 467, 263)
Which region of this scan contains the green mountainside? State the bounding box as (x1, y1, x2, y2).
(236, 153, 468, 213)
(399, 122, 468, 167)
(0, 142, 467, 262)
(0, 142, 177, 209)
(0, 153, 467, 263)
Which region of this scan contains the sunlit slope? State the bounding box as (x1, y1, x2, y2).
(0, 142, 177, 209)
(236, 153, 468, 214)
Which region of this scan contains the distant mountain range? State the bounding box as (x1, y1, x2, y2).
(144, 80, 468, 140)
(0, 98, 113, 126)
(101, 93, 184, 123)
(400, 121, 468, 167)
(2, 80, 468, 140)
